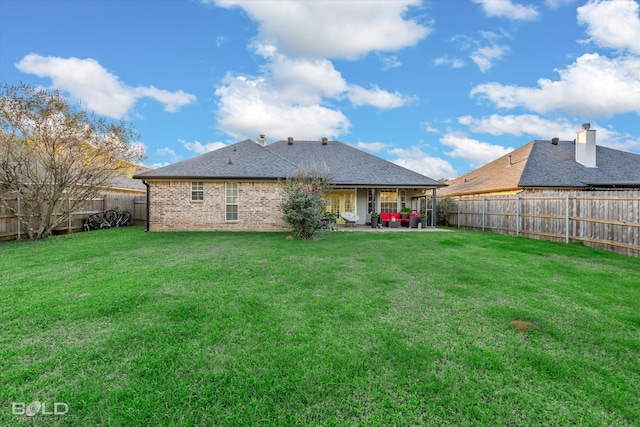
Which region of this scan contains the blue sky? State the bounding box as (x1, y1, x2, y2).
(2, 0, 640, 179)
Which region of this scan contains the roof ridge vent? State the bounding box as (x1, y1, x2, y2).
(287, 137, 293, 145)
(321, 137, 328, 145)
(551, 137, 559, 145)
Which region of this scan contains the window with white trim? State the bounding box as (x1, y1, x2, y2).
(380, 190, 397, 213)
(191, 182, 204, 201)
(225, 182, 238, 221)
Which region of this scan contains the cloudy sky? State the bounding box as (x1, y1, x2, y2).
(2, 0, 640, 179)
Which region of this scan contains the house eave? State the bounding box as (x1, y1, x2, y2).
(438, 185, 522, 197)
(133, 175, 284, 181)
(133, 176, 445, 188)
(582, 181, 640, 187)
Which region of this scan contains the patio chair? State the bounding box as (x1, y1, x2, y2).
(340, 212, 359, 227)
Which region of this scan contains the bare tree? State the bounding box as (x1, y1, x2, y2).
(0, 82, 144, 239)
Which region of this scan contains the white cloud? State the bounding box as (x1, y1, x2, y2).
(212, 0, 431, 59)
(377, 54, 402, 70)
(179, 139, 226, 154)
(15, 54, 196, 119)
(440, 133, 514, 168)
(208, 1, 422, 140)
(214, 74, 350, 141)
(470, 53, 640, 117)
(545, 0, 574, 9)
(577, 0, 640, 54)
(434, 55, 466, 69)
(347, 85, 415, 109)
(470, 44, 510, 72)
(268, 55, 348, 105)
(458, 114, 575, 139)
(130, 141, 147, 160)
(135, 86, 197, 113)
(452, 31, 510, 72)
(472, 0, 539, 21)
(458, 115, 640, 153)
(269, 56, 414, 109)
(149, 161, 172, 168)
(586, 125, 640, 153)
(389, 146, 457, 180)
(357, 141, 391, 153)
(156, 146, 178, 161)
(422, 122, 441, 133)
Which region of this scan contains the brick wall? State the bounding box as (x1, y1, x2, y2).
(148, 180, 289, 231)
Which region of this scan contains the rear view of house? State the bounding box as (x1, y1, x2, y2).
(134, 137, 445, 231)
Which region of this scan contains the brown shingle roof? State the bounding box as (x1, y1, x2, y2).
(439, 142, 534, 196)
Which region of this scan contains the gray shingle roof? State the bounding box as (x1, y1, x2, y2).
(134, 139, 444, 187)
(520, 140, 640, 187)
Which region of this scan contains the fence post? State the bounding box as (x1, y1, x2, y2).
(516, 194, 521, 236)
(68, 198, 72, 233)
(457, 198, 461, 228)
(482, 197, 486, 232)
(17, 193, 21, 240)
(565, 193, 570, 244)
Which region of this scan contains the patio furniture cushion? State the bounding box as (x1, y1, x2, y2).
(379, 211, 418, 227)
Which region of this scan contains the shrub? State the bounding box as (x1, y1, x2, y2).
(280, 164, 332, 239)
(436, 196, 457, 226)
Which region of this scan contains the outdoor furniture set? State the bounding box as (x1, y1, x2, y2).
(379, 212, 421, 228)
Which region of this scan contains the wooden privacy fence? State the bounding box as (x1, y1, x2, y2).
(447, 190, 640, 257)
(0, 194, 147, 241)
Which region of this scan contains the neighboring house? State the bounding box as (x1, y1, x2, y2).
(134, 137, 445, 231)
(106, 165, 151, 196)
(439, 124, 640, 198)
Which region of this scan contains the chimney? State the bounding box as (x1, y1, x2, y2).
(575, 123, 596, 168)
(321, 137, 328, 145)
(257, 134, 267, 146)
(287, 137, 293, 145)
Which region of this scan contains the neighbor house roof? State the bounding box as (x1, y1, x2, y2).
(109, 165, 152, 192)
(134, 139, 445, 188)
(439, 139, 640, 197)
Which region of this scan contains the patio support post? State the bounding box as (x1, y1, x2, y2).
(370, 188, 375, 215)
(431, 188, 436, 227)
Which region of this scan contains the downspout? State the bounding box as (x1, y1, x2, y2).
(144, 181, 150, 232)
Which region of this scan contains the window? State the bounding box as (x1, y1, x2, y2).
(191, 182, 204, 201)
(380, 190, 397, 213)
(225, 182, 238, 221)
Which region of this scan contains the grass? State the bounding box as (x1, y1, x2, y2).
(1, 227, 639, 426)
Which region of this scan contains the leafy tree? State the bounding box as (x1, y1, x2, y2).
(280, 164, 333, 239)
(0, 82, 144, 240)
(436, 195, 457, 226)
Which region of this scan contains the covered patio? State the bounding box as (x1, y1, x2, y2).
(324, 186, 441, 228)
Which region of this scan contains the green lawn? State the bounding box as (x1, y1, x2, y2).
(1, 227, 639, 426)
